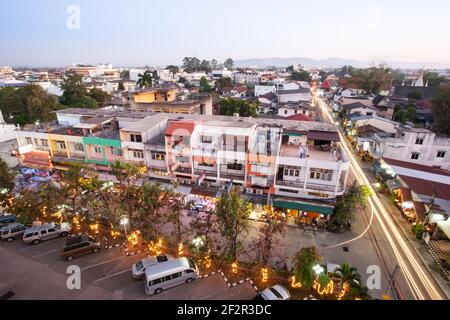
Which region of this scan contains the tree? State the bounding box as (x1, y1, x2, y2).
(0, 158, 15, 204)
(334, 263, 361, 288)
(88, 88, 111, 108)
(291, 70, 310, 81)
(166, 187, 187, 244)
(211, 59, 219, 70)
(249, 211, 286, 266)
(286, 65, 295, 73)
(0, 85, 61, 125)
(424, 72, 449, 87)
(219, 98, 258, 117)
(319, 71, 328, 81)
(223, 58, 234, 70)
(216, 77, 233, 93)
(120, 69, 130, 79)
(407, 90, 423, 101)
(60, 71, 98, 109)
(350, 65, 392, 95)
(137, 70, 153, 88)
(431, 84, 450, 135)
(190, 208, 219, 254)
(200, 60, 212, 73)
(292, 246, 322, 290)
(182, 57, 201, 73)
(344, 283, 372, 300)
(333, 183, 371, 226)
(199, 77, 212, 93)
(166, 65, 179, 74)
(214, 190, 250, 262)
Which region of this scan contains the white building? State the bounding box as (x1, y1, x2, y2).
(255, 85, 276, 97)
(0, 111, 17, 142)
(277, 103, 313, 118)
(233, 72, 260, 85)
(373, 127, 450, 170)
(278, 87, 311, 103)
(129, 69, 146, 82)
(211, 69, 233, 80)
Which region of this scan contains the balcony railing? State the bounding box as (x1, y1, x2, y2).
(276, 180, 344, 193)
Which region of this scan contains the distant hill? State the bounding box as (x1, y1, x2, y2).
(234, 57, 450, 70)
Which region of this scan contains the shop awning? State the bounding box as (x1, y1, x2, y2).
(386, 179, 402, 192)
(437, 220, 450, 240)
(273, 200, 334, 215)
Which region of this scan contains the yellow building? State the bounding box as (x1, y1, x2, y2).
(131, 87, 178, 104)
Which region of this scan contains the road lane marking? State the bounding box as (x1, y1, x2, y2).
(81, 255, 128, 271)
(93, 269, 130, 283)
(32, 248, 59, 258)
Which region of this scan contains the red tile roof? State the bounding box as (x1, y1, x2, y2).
(413, 201, 426, 222)
(399, 175, 450, 201)
(383, 157, 450, 176)
(165, 120, 196, 136)
(286, 114, 315, 122)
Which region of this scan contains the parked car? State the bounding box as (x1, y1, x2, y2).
(255, 284, 291, 300)
(132, 254, 174, 279)
(60, 234, 101, 261)
(1, 223, 26, 242)
(23, 222, 71, 245)
(0, 215, 17, 228)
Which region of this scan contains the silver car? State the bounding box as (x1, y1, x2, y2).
(1, 223, 26, 242)
(257, 284, 291, 300)
(23, 222, 71, 245)
(132, 254, 174, 279)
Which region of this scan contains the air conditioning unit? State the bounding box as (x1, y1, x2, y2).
(246, 188, 253, 194)
(256, 189, 264, 195)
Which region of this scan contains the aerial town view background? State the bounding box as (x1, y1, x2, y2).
(0, 0, 449, 302)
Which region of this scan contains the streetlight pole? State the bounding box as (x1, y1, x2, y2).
(120, 216, 129, 239)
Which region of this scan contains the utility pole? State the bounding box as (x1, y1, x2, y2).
(385, 265, 400, 299)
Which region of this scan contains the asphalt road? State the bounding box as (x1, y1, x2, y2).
(0, 236, 256, 300)
(317, 96, 447, 300)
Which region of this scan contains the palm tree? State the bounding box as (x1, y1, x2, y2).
(344, 283, 372, 300)
(334, 263, 361, 288)
(137, 70, 153, 88)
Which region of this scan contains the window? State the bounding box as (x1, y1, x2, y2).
(309, 168, 333, 181)
(411, 152, 420, 160)
(25, 137, 32, 145)
(283, 166, 300, 177)
(74, 143, 84, 152)
(131, 150, 144, 159)
(366, 112, 373, 116)
(436, 151, 446, 158)
(151, 152, 165, 161)
(111, 147, 123, 156)
(47, 228, 56, 233)
(33, 138, 38, 145)
(200, 135, 213, 143)
(41, 139, 48, 147)
(279, 188, 299, 194)
(227, 162, 243, 171)
(415, 138, 424, 145)
(40, 230, 47, 235)
(284, 110, 288, 114)
(57, 141, 66, 150)
(94, 146, 102, 154)
(130, 134, 142, 143)
(149, 278, 163, 286)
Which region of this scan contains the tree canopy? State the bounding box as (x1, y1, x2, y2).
(219, 98, 258, 117)
(0, 85, 61, 125)
(137, 70, 154, 89)
(223, 58, 234, 70)
(60, 70, 98, 108)
(431, 84, 450, 136)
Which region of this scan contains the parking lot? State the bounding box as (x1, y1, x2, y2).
(0, 236, 257, 300)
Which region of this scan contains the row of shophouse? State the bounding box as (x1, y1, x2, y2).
(15, 108, 350, 225)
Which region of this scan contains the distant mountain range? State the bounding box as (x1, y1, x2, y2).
(234, 57, 450, 70)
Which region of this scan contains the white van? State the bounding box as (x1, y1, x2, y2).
(144, 257, 199, 295)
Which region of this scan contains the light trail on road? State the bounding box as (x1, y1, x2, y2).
(317, 97, 445, 300)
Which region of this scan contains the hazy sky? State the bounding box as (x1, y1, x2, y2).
(1, 0, 450, 67)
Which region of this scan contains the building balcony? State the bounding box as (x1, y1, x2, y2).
(276, 179, 344, 193)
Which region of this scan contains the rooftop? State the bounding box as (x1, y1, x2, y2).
(121, 116, 168, 132)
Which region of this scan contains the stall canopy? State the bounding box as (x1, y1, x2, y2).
(437, 220, 450, 240)
(273, 199, 334, 215)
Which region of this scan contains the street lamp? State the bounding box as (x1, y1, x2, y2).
(120, 216, 129, 239)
